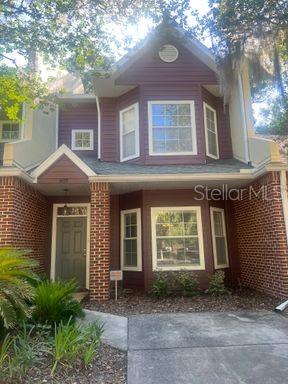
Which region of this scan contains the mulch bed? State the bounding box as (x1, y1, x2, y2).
(85, 288, 281, 316)
(3, 344, 126, 384)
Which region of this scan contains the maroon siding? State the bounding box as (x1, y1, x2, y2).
(38, 155, 88, 184)
(202, 88, 233, 159)
(58, 102, 98, 157)
(116, 39, 218, 85)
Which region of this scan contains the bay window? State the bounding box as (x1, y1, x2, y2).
(0, 122, 20, 141)
(151, 207, 205, 271)
(148, 101, 197, 155)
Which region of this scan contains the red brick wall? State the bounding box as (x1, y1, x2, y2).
(0, 176, 50, 274)
(231, 172, 288, 298)
(89, 182, 110, 301)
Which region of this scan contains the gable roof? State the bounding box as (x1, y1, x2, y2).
(93, 20, 218, 97)
(31, 144, 96, 180)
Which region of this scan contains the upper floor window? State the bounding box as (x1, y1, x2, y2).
(203, 103, 219, 159)
(119, 103, 139, 162)
(0, 121, 20, 141)
(71, 129, 93, 150)
(148, 101, 197, 156)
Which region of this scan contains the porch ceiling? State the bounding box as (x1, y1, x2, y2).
(35, 182, 90, 196)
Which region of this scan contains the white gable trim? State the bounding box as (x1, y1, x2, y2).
(31, 144, 96, 180)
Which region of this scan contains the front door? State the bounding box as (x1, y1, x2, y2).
(55, 216, 87, 289)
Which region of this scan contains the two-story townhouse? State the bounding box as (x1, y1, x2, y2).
(1, 21, 288, 301)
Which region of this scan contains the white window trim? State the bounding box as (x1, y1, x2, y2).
(121, 208, 142, 271)
(0, 120, 21, 142)
(151, 206, 205, 271)
(71, 129, 94, 150)
(210, 207, 229, 269)
(203, 102, 219, 159)
(119, 103, 140, 162)
(148, 100, 198, 156)
(50, 203, 91, 289)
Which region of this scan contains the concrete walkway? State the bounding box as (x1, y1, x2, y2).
(127, 311, 288, 384)
(82, 309, 288, 383)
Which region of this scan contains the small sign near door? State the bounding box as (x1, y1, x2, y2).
(110, 270, 123, 301)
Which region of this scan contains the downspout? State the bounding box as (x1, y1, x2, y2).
(238, 72, 251, 165)
(95, 96, 101, 160)
(275, 170, 288, 312)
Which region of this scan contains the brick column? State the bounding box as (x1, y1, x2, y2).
(0, 177, 15, 246)
(89, 182, 110, 301)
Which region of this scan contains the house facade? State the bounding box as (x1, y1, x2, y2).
(1, 22, 288, 301)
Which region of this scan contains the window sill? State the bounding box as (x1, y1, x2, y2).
(122, 267, 142, 272)
(215, 264, 229, 269)
(153, 265, 205, 272)
(149, 151, 197, 157)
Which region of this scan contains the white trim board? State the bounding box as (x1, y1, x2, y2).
(31, 144, 96, 180)
(50, 203, 91, 289)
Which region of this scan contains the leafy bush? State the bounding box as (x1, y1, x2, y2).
(51, 318, 103, 374)
(208, 271, 228, 296)
(33, 280, 84, 326)
(0, 248, 39, 329)
(176, 271, 199, 296)
(151, 276, 169, 298)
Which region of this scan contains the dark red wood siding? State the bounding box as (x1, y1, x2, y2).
(58, 102, 98, 157)
(116, 39, 218, 85)
(38, 155, 88, 184)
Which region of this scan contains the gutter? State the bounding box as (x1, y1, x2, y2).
(95, 96, 101, 160)
(238, 72, 251, 165)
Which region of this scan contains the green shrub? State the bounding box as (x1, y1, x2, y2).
(33, 280, 84, 326)
(151, 276, 169, 298)
(176, 271, 199, 296)
(208, 271, 228, 296)
(51, 318, 103, 374)
(0, 248, 39, 329)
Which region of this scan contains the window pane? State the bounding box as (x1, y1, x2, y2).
(208, 131, 217, 157)
(2, 123, 20, 140)
(124, 239, 137, 266)
(123, 131, 135, 158)
(216, 237, 227, 265)
(154, 209, 202, 268)
(151, 103, 194, 154)
(213, 211, 224, 236)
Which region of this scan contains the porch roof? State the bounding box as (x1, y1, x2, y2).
(81, 158, 253, 175)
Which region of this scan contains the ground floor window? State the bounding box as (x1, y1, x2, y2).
(121, 208, 142, 271)
(210, 207, 229, 268)
(151, 206, 205, 271)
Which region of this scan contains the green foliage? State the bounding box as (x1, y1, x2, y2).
(176, 271, 199, 297)
(0, 248, 39, 329)
(51, 318, 103, 374)
(0, 334, 12, 374)
(33, 280, 84, 326)
(256, 97, 288, 135)
(208, 271, 228, 296)
(151, 276, 170, 299)
(0, 65, 50, 121)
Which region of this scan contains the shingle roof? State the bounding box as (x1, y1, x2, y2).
(81, 158, 252, 175)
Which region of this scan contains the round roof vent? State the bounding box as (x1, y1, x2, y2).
(158, 44, 179, 63)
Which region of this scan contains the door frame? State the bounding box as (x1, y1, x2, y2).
(50, 203, 91, 289)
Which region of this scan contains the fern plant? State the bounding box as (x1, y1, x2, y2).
(0, 248, 39, 329)
(33, 280, 84, 326)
